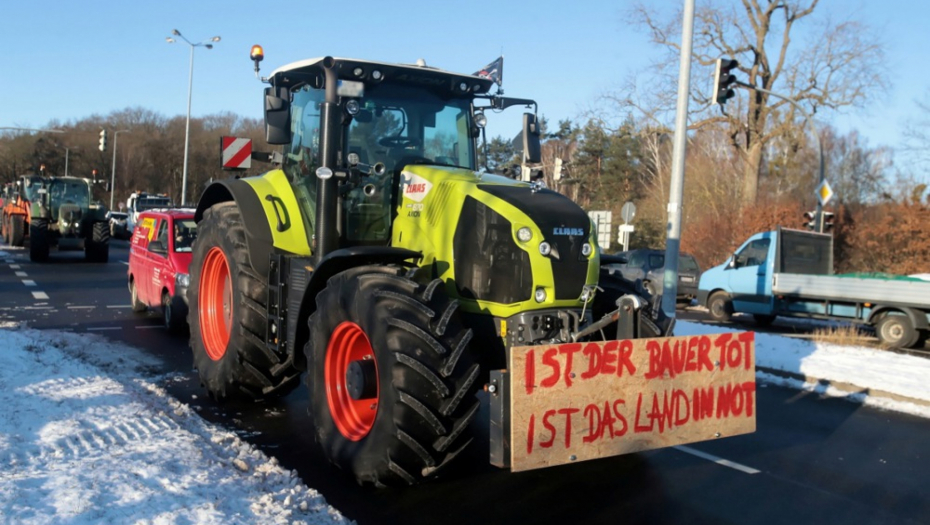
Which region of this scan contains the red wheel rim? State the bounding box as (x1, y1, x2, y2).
(325, 322, 379, 441)
(200, 247, 232, 361)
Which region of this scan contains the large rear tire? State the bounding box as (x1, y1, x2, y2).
(876, 314, 919, 349)
(9, 215, 24, 247)
(306, 267, 481, 486)
(29, 219, 49, 262)
(188, 202, 301, 402)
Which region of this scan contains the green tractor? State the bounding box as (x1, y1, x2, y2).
(189, 52, 749, 486)
(28, 176, 110, 262)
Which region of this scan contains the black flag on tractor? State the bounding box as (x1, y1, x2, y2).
(474, 56, 503, 86)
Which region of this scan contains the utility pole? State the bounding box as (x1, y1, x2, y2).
(661, 0, 695, 320)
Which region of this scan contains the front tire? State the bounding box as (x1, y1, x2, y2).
(9, 215, 24, 247)
(707, 292, 733, 322)
(163, 291, 187, 334)
(306, 267, 481, 486)
(29, 219, 49, 262)
(188, 202, 301, 402)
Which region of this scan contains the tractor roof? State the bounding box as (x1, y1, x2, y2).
(268, 56, 494, 95)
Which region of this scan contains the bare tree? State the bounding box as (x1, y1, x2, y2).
(620, 0, 887, 204)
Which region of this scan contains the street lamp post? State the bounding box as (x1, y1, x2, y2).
(166, 29, 220, 205)
(109, 130, 130, 210)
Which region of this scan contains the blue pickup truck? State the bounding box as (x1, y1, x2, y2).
(698, 227, 930, 348)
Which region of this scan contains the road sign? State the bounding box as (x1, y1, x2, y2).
(621, 201, 636, 223)
(221, 137, 252, 170)
(588, 211, 612, 249)
(816, 180, 833, 206)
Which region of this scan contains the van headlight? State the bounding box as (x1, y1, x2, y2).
(176, 273, 190, 287)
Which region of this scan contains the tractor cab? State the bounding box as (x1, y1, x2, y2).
(259, 56, 539, 253)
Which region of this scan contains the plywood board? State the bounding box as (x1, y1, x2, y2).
(508, 332, 756, 472)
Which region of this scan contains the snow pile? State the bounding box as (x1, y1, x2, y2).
(0, 323, 353, 525)
(675, 320, 930, 418)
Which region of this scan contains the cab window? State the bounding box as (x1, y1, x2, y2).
(150, 219, 169, 255)
(736, 239, 771, 267)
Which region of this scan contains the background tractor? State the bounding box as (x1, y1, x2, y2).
(27, 176, 110, 262)
(188, 52, 728, 486)
(1, 174, 44, 247)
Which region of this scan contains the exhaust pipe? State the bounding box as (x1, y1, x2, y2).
(314, 56, 341, 263)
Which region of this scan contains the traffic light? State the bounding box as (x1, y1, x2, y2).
(822, 211, 835, 231)
(92, 168, 98, 181)
(98, 129, 108, 152)
(803, 210, 817, 231)
(713, 58, 739, 105)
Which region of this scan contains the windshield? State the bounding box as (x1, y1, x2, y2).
(50, 179, 89, 207)
(346, 83, 475, 173)
(22, 177, 45, 201)
(138, 197, 171, 210)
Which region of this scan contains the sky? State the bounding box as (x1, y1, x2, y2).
(2, 315, 929, 523)
(2, 0, 928, 164)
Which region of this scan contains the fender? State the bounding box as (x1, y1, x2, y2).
(287, 247, 422, 370)
(195, 171, 311, 277)
(867, 306, 930, 331)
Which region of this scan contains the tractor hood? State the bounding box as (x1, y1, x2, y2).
(391, 165, 599, 317)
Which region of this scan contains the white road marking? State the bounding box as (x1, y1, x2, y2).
(107, 305, 132, 309)
(22, 280, 36, 287)
(15, 271, 27, 277)
(121, 261, 129, 266)
(67, 306, 96, 310)
(10, 264, 21, 269)
(32, 292, 49, 300)
(24, 306, 54, 310)
(136, 326, 163, 330)
(86, 327, 121, 331)
(674, 445, 761, 475)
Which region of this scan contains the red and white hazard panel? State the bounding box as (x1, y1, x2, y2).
(221, 137, 252, 170)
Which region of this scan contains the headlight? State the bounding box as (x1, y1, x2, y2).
(176, 273, 190, 287)
(538, 241, 551, 256)
(517, 227, 532, 242)
(534, 288, 547, 303)
(582, 243, 593, 257)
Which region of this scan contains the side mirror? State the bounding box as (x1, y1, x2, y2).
(522, 113, 541, 164)
(264, 86, 292, 145)
(727, 253, 738, 269)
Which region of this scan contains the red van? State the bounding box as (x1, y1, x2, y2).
(127, 209, 197, 333)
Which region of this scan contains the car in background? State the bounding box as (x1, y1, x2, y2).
(127, 208, 197, 333)
(107, 211, 130, 240)
(607, 248, 702, 305)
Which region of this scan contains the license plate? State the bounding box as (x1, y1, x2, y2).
(680, 276, 694, 283)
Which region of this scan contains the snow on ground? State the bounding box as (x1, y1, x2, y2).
(2, 317, 929, 524)
(0, 322, 352, 525)
(676, 320, 930, 418)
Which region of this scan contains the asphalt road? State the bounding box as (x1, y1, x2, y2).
(2, 240, 929, 525)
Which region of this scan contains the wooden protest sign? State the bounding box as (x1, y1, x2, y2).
(506, 332, 756, 472)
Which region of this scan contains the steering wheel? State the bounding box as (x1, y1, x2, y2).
(378, 137, 421, 149)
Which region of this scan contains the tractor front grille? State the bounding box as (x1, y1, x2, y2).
(453, 196, 532, 304)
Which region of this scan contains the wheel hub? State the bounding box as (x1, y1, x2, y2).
(346, 358, 378, 400)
